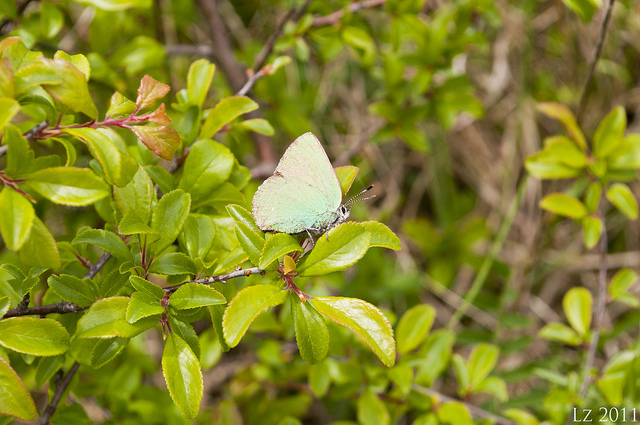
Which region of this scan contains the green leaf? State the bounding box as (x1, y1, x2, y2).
(593, 106, 626, 158)
(75, 296, 157, 338)
(467, 343, 499, 387)
(396, 304, 435, 354)
(162, 333, 203, 419)
(291, 294, 329, 365)
(388, 364, 413, 396)
(415, 329, 456, 386)
(74, 0, 151, 11)
(536, 102, 587, 149)
(15, 58, 98, 118)
(64, 128, 137, 187)
(475, 376, 508, 402)
(309, 361, 330, 397)
(178, 139, 234, 204)
(539, 193, 587, 219)
(25, 167, 109, 206)
(73, 227, 132, 261)
(563, 287, 592, 337)
(130, 125, 180, 161)
(129, 276, 164, 299)
(361, 221, 401, 251)
(0, 187, 35, 251)
(341, 26, 376, 66)
(113, 166, 155, 224)
(582, 216, 602, 249)
(0, 358, 36, 420)
(126, 291, 164, 323)
(235, 221, 265, 266)
(181, 214, 216, 260)
(170, 283, 225, 310)
(4, 124, 60, 177)
(90, 337, 129, 368)
(54, 51, 90, 80)
(47, 274, 97, 307)
(313, 296, 396, 367)
(0, 317, 70, 355)
(18, 216, 61, 269)
(584, 182, 601, 212)
(145, 164, 176, 194)
(113, 37, 165, 76)
(223, 284, 288, 347)
(150, 189, 191, 255)
(609, 268, 638, 299)
(606, 183, 639, 220)
(106, 91, 136, 117)
(608, 134, 640, 170)
(0, 98, 19, 131)
(0, 296, 10, 317)
(227, 204, 263, 235)
(41, 2, 64, 38)
(562, 0, 600, 22)
(503, 408, 541, 425)
(297, 222, 371, 276)
(208, 304, 230, 352)
(187, 59, 215, 108)
(437, 402, 473, 425)
(357, 389, 390, 425)
(452, 354, 470, 392)
(35, 355, 64, 388)
(259, 233, 303, 269)
(334, 166, 359, 197)
(539, 323, 582, 346)
(200, 96, 259, 139)
(234, 118, 274, 136)
(96, 270, 128, 299)
(149, 252, 196, 275)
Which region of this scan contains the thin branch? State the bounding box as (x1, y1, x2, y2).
(2, 253, 111, 319)
(311, 0, 386, 27)
(237, 68, 268, 97)
(580, 203, 609, 394)
(412, 385, 515, 425)
(251, 0, 312, 73)
(576, 0, 616, 122)
(38, 361, 80, 425)
(163, 266, 265, 294)
(165, 44, 215, 56)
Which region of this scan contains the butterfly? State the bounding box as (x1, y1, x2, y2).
(251, 132, 372, 240)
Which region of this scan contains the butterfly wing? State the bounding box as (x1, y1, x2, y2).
(252, 133, 342, 234)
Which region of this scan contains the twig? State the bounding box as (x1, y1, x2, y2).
(311, 0, 386, 27)
(412, 384, 515, 425)
(23, 121, 49, 141)
(579, 203, 609, 390)
(448, 176, 529, 329)
(2, 253, 111, 319)
(576, 0, 616, 122)
(165, 44, 215, 56)
(38, 361, 80, 425)
(237, 68, 268, 97)
(163, 266, 265, 294)
(251, 0, 312, 73)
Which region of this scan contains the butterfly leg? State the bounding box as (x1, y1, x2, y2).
(304, 228, 316, 247)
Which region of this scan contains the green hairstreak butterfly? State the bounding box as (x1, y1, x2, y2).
(251, 132, 372, 238)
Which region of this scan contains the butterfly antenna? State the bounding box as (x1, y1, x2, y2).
(344, 185, 376, 207)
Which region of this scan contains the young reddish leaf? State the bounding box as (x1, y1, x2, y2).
(0, 317, 70, 356)
(130, 125, 180, 160)
(141, 103, 172, 124)
(0, 187, 35, 251)
(136, 74, 170, 110)
(223, 284, 288, 347)
(312, 296, 396, 367)
(162, 333, 203, 419)
(0, 358, 37, 420)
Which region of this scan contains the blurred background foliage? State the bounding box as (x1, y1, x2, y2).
(3, 0, 640, 424)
